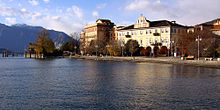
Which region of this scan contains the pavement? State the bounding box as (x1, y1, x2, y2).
(71, 56, 220, 68)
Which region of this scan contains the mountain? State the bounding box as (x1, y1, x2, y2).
(0, 23, 71, 52)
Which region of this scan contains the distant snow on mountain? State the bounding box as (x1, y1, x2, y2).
(0, 23, 71, 52)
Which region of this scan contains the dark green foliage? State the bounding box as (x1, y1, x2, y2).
(60, 38, 79, 52)
(35, 29, 56, 55)
(124, 39, 140, 56)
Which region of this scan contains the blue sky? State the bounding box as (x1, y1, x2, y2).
(0, 0, 220, 34)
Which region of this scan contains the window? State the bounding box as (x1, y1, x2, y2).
(146, 38, 148, 44)
(155, 39, 158, 43)
(140, 31, 143, 35)
(178, 29, 180, 33)
(161, 29, 164, 33)
(131, 32, 134, 35)
(155, 29, 158, 33)
(165, 29, 168, 33)
(174, 29, 176, 33)
(165, 38, 168, 43)
(146, 30, 148, 34)
(140, 39, 143, 44)
(149, 30, 152, 34)
(161, 38, 164, 43)
(150, 38, 152, 44)
(127, 32, 129, 35)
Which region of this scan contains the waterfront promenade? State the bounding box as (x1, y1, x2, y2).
(73, 56, 220, 68)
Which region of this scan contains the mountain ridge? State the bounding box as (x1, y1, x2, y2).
(0, 23, 71, 52)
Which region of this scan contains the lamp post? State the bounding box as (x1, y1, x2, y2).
(121, 43, 124, 57)
(170, 40, 174, 56)
(84, 46, 86, 56)
(106, 44, 110, 57)
(74, 46, 77, 55)
(196, 35, 202, 60)
(95, 45, 98, 57)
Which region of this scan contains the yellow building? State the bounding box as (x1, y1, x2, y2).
(117, 15, 186, 55)
(83, 19, 115, 47)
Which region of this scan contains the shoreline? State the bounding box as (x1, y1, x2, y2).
(71, 56, 220, 68)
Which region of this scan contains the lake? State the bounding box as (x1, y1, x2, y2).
(0, 57, 219, 109)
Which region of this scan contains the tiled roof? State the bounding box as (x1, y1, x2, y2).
(198, 18, 220, 26)
(118, 20, 185, 30)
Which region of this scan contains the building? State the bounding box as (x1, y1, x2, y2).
(82, 19, 115, 47)
(194, 18, 220, 35)
(80, 31, 85, 55)
(117, 15, 186, 55)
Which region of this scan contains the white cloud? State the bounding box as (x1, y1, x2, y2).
(96, 3, 107, 9)
(28, 0, 39, 6)
(43, 0, 50, 3)
(5, 17, 16, 24)
(21, 8, 26, 12)
(176, 0, 220, 25)
(124, 0, 220, 25)
(0, 4, 84, 35)
(31, 12, 42, 19)
(92, 11, 99, 18)
(72, 5, 83, 18)
(27, 15, 83, 35)
(125, 0, 166, 12)
(0, 5, 18, 16)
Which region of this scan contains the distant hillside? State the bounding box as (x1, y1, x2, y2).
(0, 23, 71, 52)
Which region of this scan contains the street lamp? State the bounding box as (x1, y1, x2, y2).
(95, 45, 98, 57)
(84, 46, 86, 56)
(170, 40, 174, 56)
(121, 43, 124, 57)
(106, 44, 110, 57)
(196, 35, 202, 60)
(74, 46, 77, 55)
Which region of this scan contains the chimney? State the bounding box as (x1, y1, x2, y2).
(171, 21, 176, 24)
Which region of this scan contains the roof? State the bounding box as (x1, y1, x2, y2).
(150, 20, 185, 27)
(96, 19, 111, 22)
(118, 20, 185, 31)
(197, 18, 220, 26)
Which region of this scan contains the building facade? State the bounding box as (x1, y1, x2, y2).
(117, 16, 186, 55)
(193, 18, 220, 35)
(82, 19, 115, 47)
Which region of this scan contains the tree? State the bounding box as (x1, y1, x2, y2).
(70, 32, 80, 46)
(87, 37, 108, 56)
(216, 44, 220, 56)
(151, 43, 162, 57)
(160, 46, 168, 56)
(35, 29, 56, 55)
(108, 40, 122, 56)
(124, 39, 139, 56)
(177, 30, 220, 57)
(60, 38, 79, 52)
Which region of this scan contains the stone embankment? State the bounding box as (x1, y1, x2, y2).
(71, 56, 220, 68)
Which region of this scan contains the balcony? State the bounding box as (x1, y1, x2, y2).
(153, 33, 160, 36)
(125, 35, 131, 38)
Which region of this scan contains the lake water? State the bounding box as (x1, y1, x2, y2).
(0, 57, 219, 109)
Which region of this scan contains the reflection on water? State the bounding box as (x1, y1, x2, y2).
(0, 57, 219, 109)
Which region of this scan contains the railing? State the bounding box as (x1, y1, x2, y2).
(153, 33, 160, 36)
(125, 35, 131, 38)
